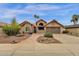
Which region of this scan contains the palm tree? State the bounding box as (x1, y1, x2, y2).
(33, 14, 40, 22)
(71, 15, 79, 25)
(33, 14, 40, 33)
(34, 14, 40, 19)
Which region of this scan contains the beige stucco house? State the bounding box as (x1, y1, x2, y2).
(65, 24, 79, 34)
(19, 19, 65, 33)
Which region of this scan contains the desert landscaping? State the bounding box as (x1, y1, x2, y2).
(0, 15, 79, 56)
(0, 33, 31, 44)
(0, 33, 79, 56)
(0, 3, 79, 56)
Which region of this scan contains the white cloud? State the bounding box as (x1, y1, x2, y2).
(0, 5, 48, 19)
(0, 9, 32, 19)
(25, 4, 61, 11)
(0, 3, 79, 19)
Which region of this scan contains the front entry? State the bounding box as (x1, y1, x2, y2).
(34, 27, 37, 33)
(38, 26, 44, 30)
(37, 23, 45, 33)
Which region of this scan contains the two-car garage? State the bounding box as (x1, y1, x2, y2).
(45, 20, 64, 33)
(46, 27, 60, 33)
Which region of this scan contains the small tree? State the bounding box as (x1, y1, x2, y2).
(11, 18, 18, 26)
(3, 18, 20, 36)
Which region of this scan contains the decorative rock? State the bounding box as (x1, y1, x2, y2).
(37, 36, 61, 44)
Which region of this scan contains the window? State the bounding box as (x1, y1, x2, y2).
(39, 23, 43, 26)
(26, 27, 29, 31)
(38, 23, 44, 30)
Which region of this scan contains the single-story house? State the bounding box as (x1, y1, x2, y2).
(0, 19, 65, 34)
(65, 24, 79, 34)
(19, 19, 65, 33)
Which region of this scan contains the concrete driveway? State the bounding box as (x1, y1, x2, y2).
(53, 34, 79, 44)
(0, 34, 79, 56)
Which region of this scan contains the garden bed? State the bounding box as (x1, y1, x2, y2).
(37, 36, 61, 44)
(0, 33, 31, 44)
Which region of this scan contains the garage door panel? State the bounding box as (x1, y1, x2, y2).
(46, 27, 60, 33)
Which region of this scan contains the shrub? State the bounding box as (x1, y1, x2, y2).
(3, 25, 20, 36)
(63, 30, 69, 34)
(44, 32, 53, 38)
(2, 18, 20, 36)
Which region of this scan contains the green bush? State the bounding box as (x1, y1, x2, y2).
(3, 25, 20, 36)
(44, 32, 53, 38)
(2, 18, 20, 36)
(63, 30, 69, 34)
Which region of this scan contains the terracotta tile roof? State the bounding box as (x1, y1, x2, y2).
(19, 21, 33, 26)
(36, 19, 47, 25)
(19, 19, 64, 28)
(45, 20, 64, 27)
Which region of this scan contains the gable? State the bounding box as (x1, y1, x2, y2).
(20, 21, 32, 27)
(36, 19, 47, 26)
(37, 21, 47, 26)
(46, 20, 64, 28)
(46, 22, 60, 27)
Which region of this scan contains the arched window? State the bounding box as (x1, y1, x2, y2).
(38, 23, 44, 30)
(39, 23, 43, 26)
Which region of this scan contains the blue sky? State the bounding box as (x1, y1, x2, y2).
(0, 3, 79, 25)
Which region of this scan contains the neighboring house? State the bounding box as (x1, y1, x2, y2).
(0, 22, 7, 36)
(65, 24, 79, 34)
(19, 19, 65, 33)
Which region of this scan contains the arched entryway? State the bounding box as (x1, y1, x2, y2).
(38, 23, 44, 30)
(36, 19, 47, 33)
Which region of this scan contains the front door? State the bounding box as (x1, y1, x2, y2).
(34, 27, 36, 33)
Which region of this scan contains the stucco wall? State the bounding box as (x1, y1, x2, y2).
(19, 20, 65, 33)
(61, 27, 65, 33)
(20, 23, 32, 33)
(36, 21, 46, 27)
(46, 22, 64, 33)
(67, 28, 79, 34)
(36, 21, 47, 33)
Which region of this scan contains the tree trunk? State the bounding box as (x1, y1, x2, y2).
(74, 21, 77, 25)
